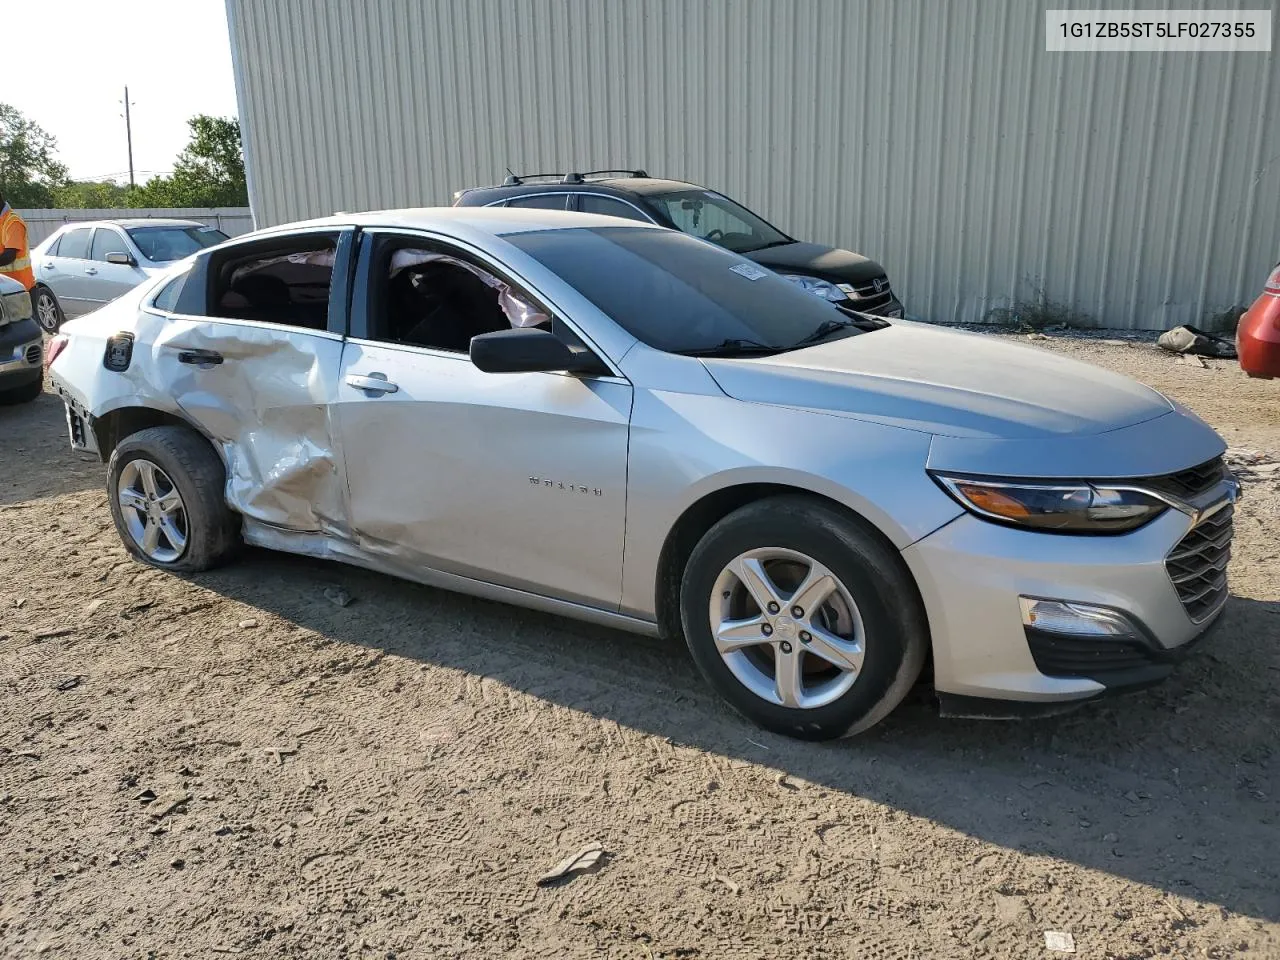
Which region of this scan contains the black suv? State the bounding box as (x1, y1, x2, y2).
(453, 171, 904, 318)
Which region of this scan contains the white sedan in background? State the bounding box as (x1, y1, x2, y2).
(30, 219, 229, 332)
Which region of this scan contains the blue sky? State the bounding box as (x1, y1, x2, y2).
(8, 0, 239, 181)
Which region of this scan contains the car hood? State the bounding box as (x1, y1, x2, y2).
(701, 323, 1226, 477)
(745, 242, 886, 283)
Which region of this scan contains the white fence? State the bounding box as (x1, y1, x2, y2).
(16, 208, 255, 245)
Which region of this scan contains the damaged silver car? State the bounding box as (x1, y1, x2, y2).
(48, 208, 1236, 739)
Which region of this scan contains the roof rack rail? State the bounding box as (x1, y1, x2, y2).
(501, 172, 566, 186)
(501, 168, 648, 186)
(580, 168, 648, 179)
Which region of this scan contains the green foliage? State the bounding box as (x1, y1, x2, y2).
(51, 179, 133, 209)
(38, 115, 248, 210)
(132, 116, 248, 208)
(0, 103, 68, 207)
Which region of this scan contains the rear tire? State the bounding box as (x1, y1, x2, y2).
(0, 377, 42, 405)
(107, 425, 241, 573)
(679, 496, 928, 740)
(33, 286, 63, 334)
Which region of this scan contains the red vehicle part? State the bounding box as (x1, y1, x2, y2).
(1238, 263, 1280, 379)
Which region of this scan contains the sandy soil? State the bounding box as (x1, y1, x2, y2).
(1, 335, 1277, 959)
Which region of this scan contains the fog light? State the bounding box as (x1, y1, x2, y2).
(1019, 597, 1141, 638)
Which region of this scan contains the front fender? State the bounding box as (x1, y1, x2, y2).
(619, 388, 962, 620)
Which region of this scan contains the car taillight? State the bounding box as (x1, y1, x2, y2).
(1265, 264, 1280, 297)
(45, 334, 69, 367)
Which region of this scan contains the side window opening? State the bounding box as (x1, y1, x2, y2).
(505, 194, 569, 211)
(90, 229, 129, 262)
(56, 227, 92, 260)
(374, 241, 552, 352)
(209, 235, 337, 330)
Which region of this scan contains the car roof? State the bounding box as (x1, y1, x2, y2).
(54, 218, 210, 231)
(247, 206, 669, 240)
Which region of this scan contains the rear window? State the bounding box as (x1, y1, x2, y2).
(503, 227, 850, 354)
(127, 225, 228, 262)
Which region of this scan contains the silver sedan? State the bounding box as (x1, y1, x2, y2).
(29, 218, 228, 332)
(46, 208, 1236, 739)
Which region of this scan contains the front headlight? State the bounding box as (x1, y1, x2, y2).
(0, 286, 32, 325)
(780, 274, 847, 302)
(932, 474, 1168, 533)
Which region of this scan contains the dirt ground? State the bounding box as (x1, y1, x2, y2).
(1, 333, 1278, 959)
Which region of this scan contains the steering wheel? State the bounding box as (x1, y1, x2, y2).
(703, 228, 724, 242)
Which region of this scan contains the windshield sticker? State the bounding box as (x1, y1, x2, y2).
(729, 263, 770, 281)
(197, 226, 219, 233)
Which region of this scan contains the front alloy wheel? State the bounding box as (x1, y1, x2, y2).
(680, 496, 929, 739)
(34, 288, 62, 333)
(710, 548, 865, 709)
(117, 458, 189, 562)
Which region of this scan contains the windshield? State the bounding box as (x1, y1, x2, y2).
(504, 227, 868, 355)
(642, 189, 790, 254)
(127, 225, 229, 262)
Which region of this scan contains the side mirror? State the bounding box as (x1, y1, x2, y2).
(105, 252, 136, 266)
(470, 327, 594, 374)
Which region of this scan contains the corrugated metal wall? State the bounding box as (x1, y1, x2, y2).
(18, 208, 255, 245)
(226, 0, 1280, 329)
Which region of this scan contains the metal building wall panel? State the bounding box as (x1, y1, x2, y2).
(226, 0, 1280, 329)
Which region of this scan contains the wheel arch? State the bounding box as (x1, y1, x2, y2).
(652, 481, 929, 650)
(92, 404, 223, 466)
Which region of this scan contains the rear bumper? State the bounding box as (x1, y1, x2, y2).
(0, 319, 43, 387)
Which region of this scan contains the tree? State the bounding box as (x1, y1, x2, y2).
(0, 103, 68, 207)
(134, 115, 248, 208)
(51, 179, 133, 209)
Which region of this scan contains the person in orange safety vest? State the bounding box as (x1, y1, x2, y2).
(0, 194, 36, 293)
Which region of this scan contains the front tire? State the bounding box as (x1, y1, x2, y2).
(680, 496, 928, 740)
(107, 425, 241, 573)
(33, 286, 63, 334)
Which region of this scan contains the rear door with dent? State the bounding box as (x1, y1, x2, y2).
(142, 227, 356, 534)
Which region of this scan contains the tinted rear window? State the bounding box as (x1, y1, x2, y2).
(503, 227, 849, 353)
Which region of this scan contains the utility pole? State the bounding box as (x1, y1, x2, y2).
(122, 86, 135, 188)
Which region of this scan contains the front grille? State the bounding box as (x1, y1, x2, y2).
(1165, 503, 1233, 622)
(24, 343, 41, 365)
(847, 276, 894, 312)
(1141, 457, 1226, 500)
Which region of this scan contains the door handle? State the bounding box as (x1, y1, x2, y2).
(85, 267, 98, 275)
(177, 349, 223, 366)
(345, 373, 399, 394)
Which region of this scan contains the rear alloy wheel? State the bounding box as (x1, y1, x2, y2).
(680, 496, 928, 740)
(33, 287, 63, 333)
(107, 425, 241, 572)
(116, 459, 189, 563)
